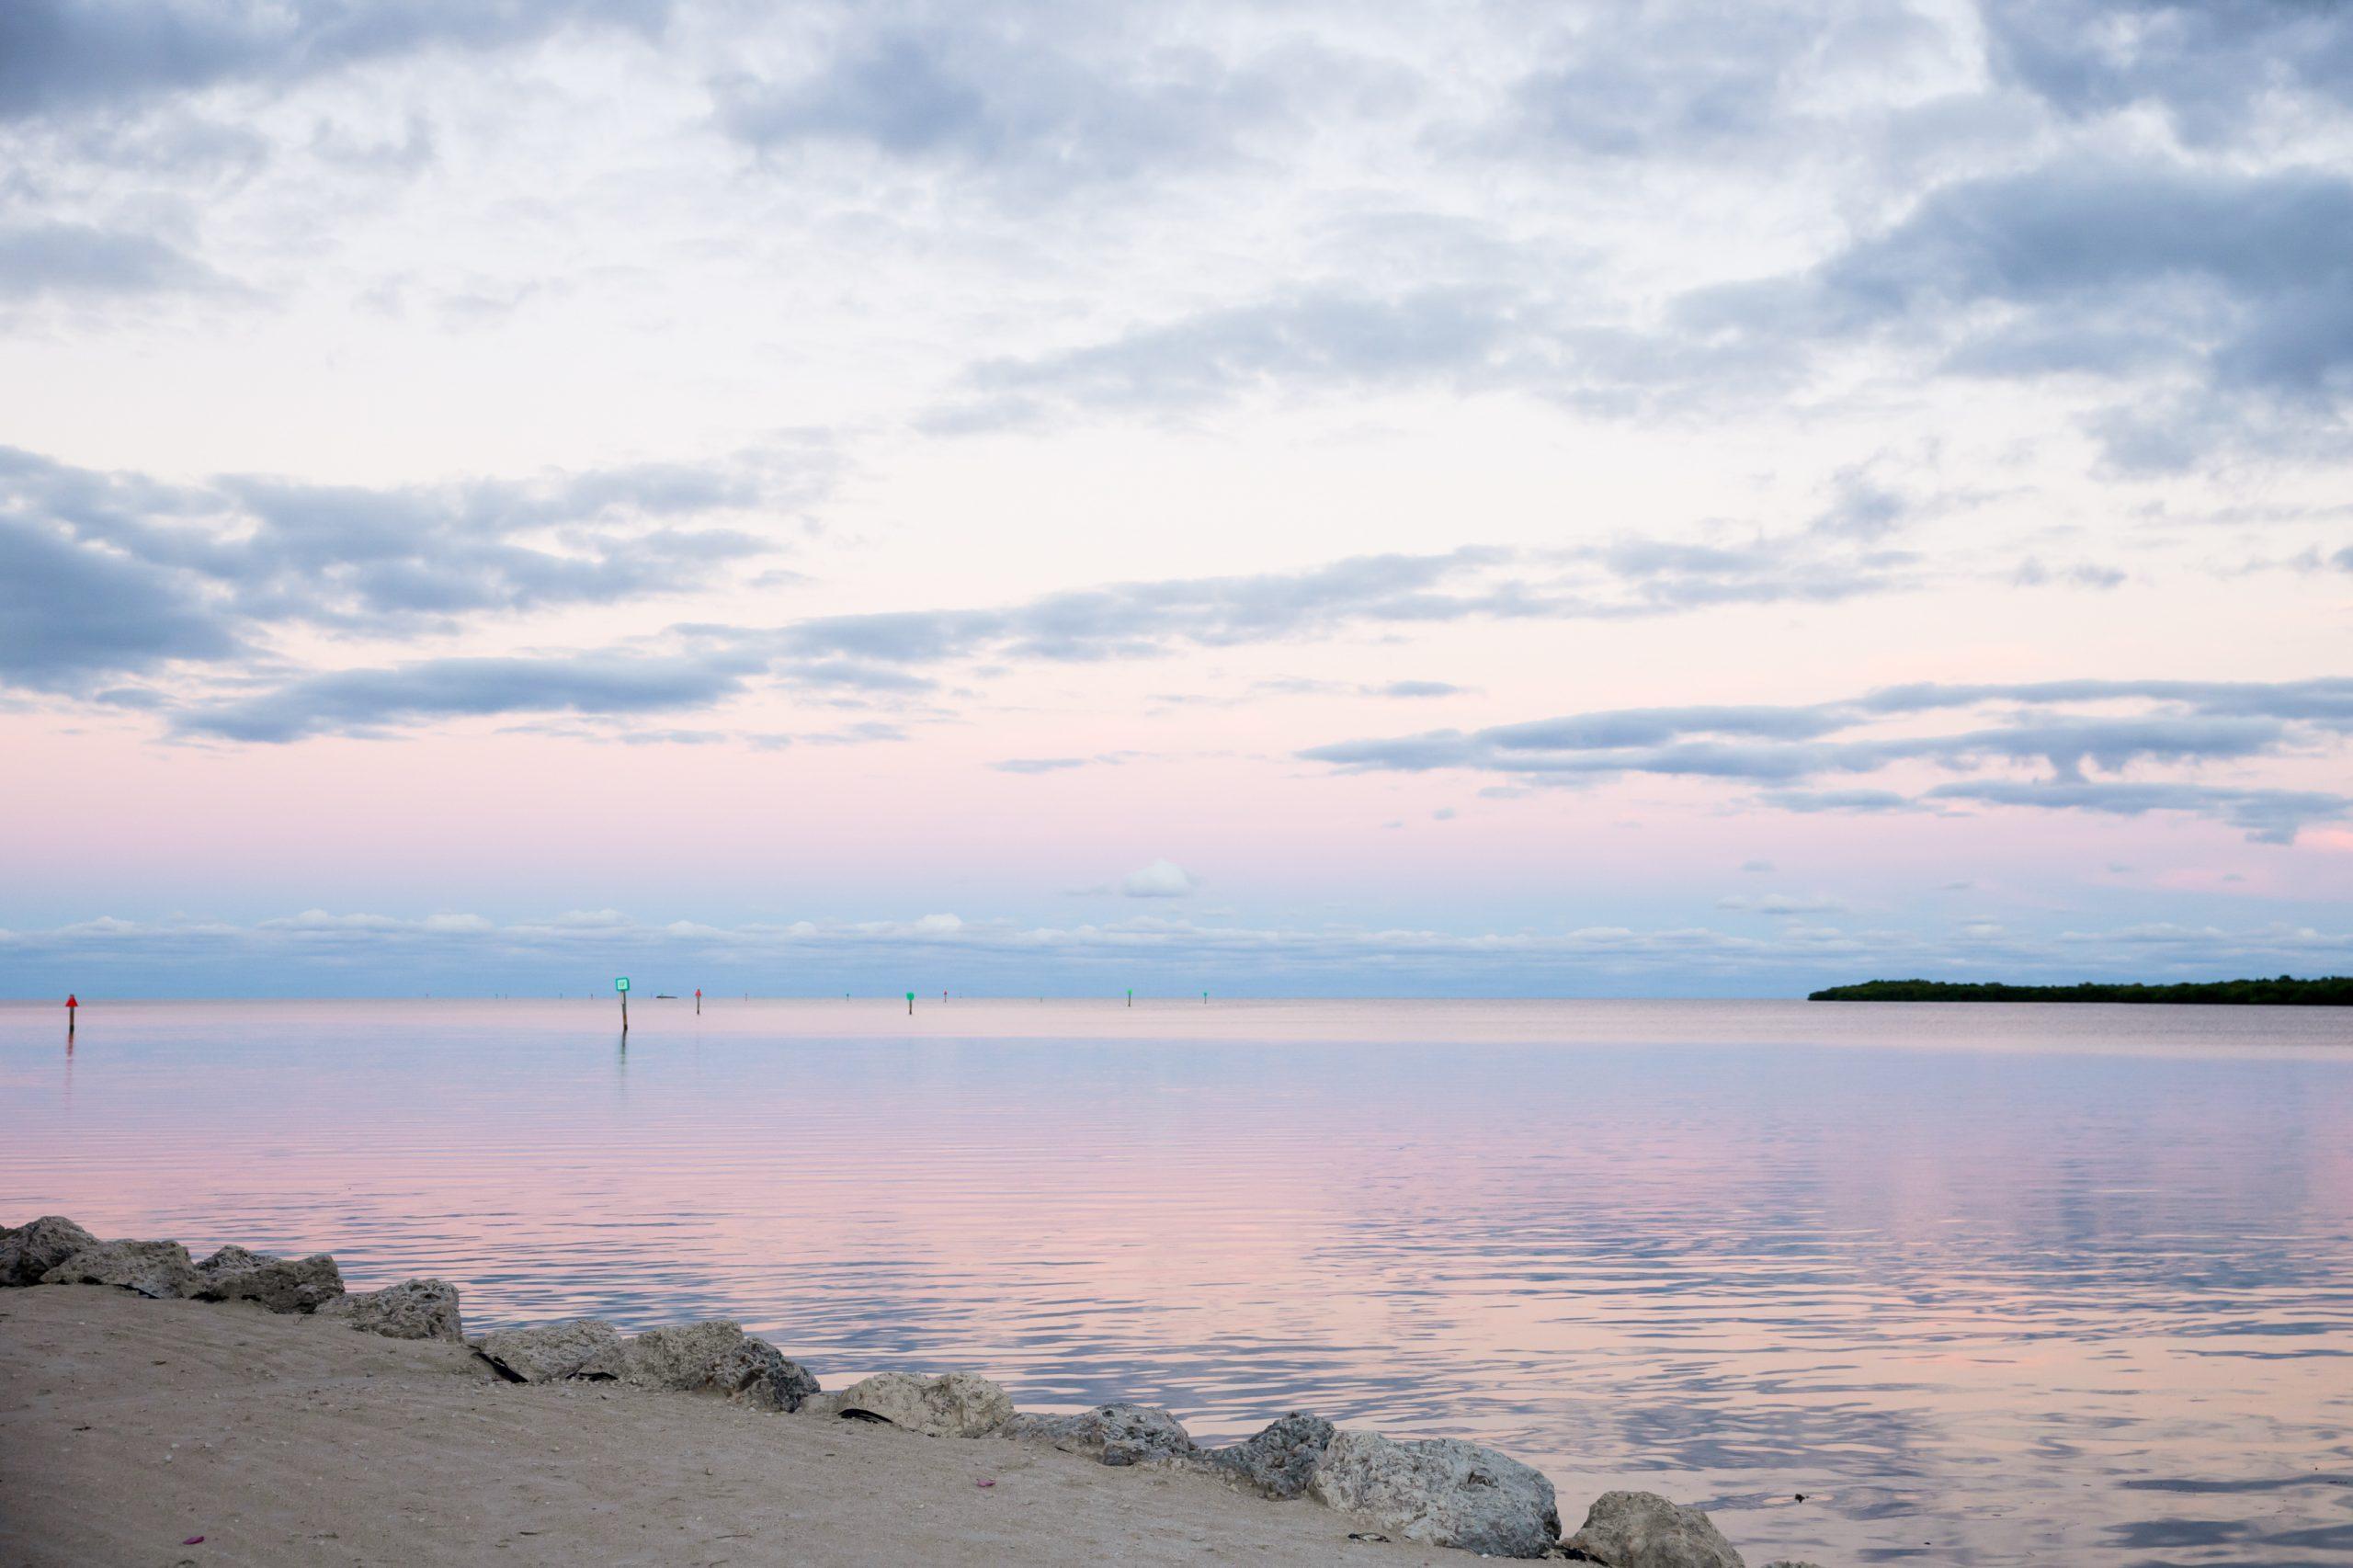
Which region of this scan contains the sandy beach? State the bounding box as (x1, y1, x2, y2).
(0, 1285, 1475, 1568)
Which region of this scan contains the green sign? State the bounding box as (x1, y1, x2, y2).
(615, 977, 631, 993)
(905, 992, 915, 1001)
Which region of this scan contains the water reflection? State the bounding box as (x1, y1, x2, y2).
(3, 998, 2348, 1567)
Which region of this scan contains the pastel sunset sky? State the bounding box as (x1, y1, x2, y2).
(5, 0, 2350, 995)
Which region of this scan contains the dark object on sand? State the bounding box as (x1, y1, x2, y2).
(1809, 975, 2352, 1005)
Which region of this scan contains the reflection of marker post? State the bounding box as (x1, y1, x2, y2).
(905, 991, 915, 1016)
(616, 975, 631, 1034)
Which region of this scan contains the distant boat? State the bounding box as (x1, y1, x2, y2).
(654, 993, 678, 999)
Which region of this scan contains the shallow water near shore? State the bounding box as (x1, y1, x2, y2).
(6, 997, 2350, 1565)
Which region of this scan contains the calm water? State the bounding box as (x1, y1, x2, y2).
(6, 998, 2350, 1565)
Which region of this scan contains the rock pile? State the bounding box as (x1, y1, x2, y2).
(477, 1317, 824, 1412)
(1, 1214, 1813, 1563)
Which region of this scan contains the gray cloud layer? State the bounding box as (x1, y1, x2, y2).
(1983, 0, 2353, 141)
(0, 443, 822, 692)
(0, 0, 670, 121)
(1685, 159, 2353, 467)
(9, 2, 2350, 473)
(710, 9, 1328, 193)
(943, 151, 2353, 467)
(1302, 679, 2353, 842)
(0, 222, 226, 300)
(159, 530, 1937, 740)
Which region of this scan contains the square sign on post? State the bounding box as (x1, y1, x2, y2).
(615, 977, 631, 993)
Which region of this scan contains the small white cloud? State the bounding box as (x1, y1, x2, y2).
(1120, 859, 1197, 898)
(1716, 892, 1846, 915)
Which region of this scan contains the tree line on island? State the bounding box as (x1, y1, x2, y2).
(1808, 975, 2352, 1005)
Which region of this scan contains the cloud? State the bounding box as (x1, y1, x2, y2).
(1717, 892, 1847, 915)
(0, 506, 240, 685)
(2011, 558, 2126, 590)
(908, 104, 2353, 470)
(710, 16, 1320, 193)
(1921, 780, 2349, 846)
(993, 753, 1137, 774)
(937, 286, 1541, 428)
(1982, 0, 2353, 142)
(800, 721, 908, 746)
(771, 548, 1526, 665)
(1120, 858, 1198, 898)
(1754, 788, 1918, 814)
(0, 222, 227, 300)
(993, 756, 1090, 774)
(0, 441, 825, 692)
(51, 540, 1651, 737)
(175, 652, 765, 743)
(1685, 158, 2353, 466)
(28, 451, 2325, 744)
(1502, 3, 1832, 161)
(1857, 677, 2353, 726)
(0, 0, 673, 122)
(1303, 677, 2353, 841)
(108, 532, 2347, 748)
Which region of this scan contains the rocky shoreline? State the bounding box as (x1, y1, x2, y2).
(3, 1215, 1818, 1567)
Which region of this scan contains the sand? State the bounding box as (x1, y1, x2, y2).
(0, 1286, 1451, 1566)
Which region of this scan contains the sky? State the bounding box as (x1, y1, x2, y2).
(3, 0, 2351, 997)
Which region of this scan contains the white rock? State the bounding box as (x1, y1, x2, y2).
(1, 1216, 98, 1286)
(192, 1244, 344, 1313)
(40, 1239, 199, 1300)
(476, 1318, 621, 1381)
(1307, 1430, 1559, 1559)
(1001, 1403, 1198, 1466)
(317, 1278, 465, 1341)
(804, 1371, 1014, 1437)
(1561, 1490, 1746, 1568)
(1202, 1412, 1336, 1498)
